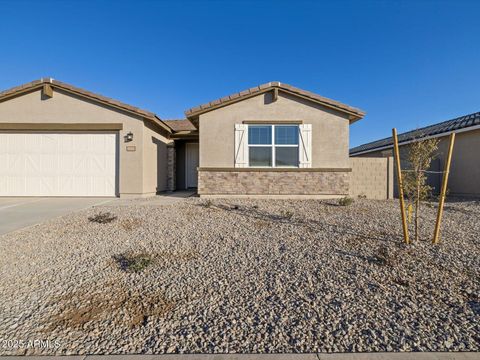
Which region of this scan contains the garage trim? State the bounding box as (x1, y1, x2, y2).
(0, 123, 123, 131)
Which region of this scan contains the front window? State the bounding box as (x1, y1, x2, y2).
(248, 125, 299, 167)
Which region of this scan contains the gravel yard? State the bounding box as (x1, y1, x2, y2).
(0, 197, 479, 355)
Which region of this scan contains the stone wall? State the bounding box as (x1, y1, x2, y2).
(198, 169, 349, 197)
(166, 145, 176, 192)
(349, 157, 393, 200)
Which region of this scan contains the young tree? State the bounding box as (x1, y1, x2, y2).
(402, 137, 439, 242)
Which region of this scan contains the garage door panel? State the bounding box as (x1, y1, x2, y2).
(58, 154, 74, 174)
(6, 176, 24, 194)
(7, 154, 23, 175)
(40, 134, 57, 152)
(26, 176, 48, 196)
(0, 133, 117, 197)
(25, 176, 43, 195)
(25, 153, 40, 175)
(0, 153, 7, 176)
(7, 134, 23, 153)
(92, 155, 109, 174)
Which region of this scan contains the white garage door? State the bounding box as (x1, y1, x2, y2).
(0, 132, 117, 197)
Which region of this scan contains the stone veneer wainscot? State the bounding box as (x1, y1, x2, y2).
(198, 168, 350, 196)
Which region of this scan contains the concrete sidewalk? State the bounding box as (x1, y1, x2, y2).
(0, 197, 113, 235)
(3, 353, 478, 360)
(0, 191, 195, 235)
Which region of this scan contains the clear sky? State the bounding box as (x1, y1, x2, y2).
(1, 0, 479, 147)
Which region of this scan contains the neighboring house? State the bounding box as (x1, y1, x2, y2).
(350, 112, 480, 197)
(0, 78, 366, 198)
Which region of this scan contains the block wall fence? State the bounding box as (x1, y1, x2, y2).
(349, 157, 394, 200)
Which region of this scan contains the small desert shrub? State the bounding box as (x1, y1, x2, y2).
(394, 277, 409, 287)
(338, 197, 354, 206)
(113, 253, 153, 273)
(254, 219, 270, 229)
(88, 212, 117, 224)
(281, 209, 294, 219)
(120, 218, 143, 231)
(203, 199, 213, 208)
(372, 245, 400, 267)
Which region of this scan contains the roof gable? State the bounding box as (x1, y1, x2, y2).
(185, 81, 365, 123)
(0, 78, 171, 133)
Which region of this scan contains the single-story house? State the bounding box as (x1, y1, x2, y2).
(350, 112, 480, 197)
(0, 78, 366, 198)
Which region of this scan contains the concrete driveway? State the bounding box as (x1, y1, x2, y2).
(0, 197, 114, 235)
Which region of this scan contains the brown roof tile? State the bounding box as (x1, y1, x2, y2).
(185, 81, 366, 122)
(163, 119, 197, 132)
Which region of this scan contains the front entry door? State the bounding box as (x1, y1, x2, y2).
(186, 143, 199, 188)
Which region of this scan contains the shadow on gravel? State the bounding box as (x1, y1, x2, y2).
(198, 202, 400, 244)
(335, 249, 377, 264)
(468, 300, 480, 316)
(335, 245, 404, 267)
(442, 205, 480, 216)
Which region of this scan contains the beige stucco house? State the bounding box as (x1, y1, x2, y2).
(350, 112, 480, 197)
(0, 78, 366, 198)
(184, 82, 365, 197)
(0, 78, 172, 198)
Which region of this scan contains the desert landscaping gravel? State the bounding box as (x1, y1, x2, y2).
(0, 197, 479, 355)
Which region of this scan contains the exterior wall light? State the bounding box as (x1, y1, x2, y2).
(125, 132, 134, 142)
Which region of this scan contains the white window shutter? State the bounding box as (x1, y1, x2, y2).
(299, 124, 312, 168)
(234, 124, 248, 167)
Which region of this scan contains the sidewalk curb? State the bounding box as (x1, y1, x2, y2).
(2, 352, 478, 360)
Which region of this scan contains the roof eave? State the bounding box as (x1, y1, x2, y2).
(153, 115, 173, 134)
(185, 85, 365, 123)
(170, 130, 199, 140)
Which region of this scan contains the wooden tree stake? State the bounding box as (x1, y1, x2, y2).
(433, 133, 455, 244)
(392, 128, 410, 244)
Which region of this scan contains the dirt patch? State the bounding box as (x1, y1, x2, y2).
(254, 219, 271, 229)
(48, 281, 174, 331)
(119, 218, 143, 231)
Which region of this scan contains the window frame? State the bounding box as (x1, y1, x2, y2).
(247, 124, 299, 168)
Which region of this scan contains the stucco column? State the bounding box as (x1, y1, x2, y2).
(167, 144, 176, 192)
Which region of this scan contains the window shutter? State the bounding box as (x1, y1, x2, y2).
(299, 124, 312, 168)
(234, 124, 248, 167)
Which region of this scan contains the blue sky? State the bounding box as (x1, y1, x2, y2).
(1, 0, 479, 147)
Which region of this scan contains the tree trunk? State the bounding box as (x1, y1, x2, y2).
(415, 173, 420, 242)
